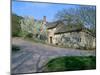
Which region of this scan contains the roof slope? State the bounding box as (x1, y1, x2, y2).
(46, 20, 95, 37)
(46, 21, 63, 29)
(55, 24, 83, 34)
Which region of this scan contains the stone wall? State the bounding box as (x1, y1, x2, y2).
(54, 32, 81, 48)
(54, 31, 95, 49)
(47, 28, 56, 44)
(80, 31, 96, 49)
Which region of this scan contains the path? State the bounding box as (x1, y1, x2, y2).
(11, 37, 95, 74)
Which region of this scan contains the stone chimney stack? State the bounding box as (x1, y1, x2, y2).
(43, 16, 46, 24)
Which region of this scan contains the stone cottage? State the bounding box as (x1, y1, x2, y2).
(20, 16, 96, 49)
(46, 21, 96, 49)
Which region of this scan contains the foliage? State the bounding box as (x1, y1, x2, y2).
(43, 56, 96, 72)
(12, 13, 23, 37)
(12, 13, 47, 42)
(20, 17, 47, 41)
(20, 16, 34, 37)
(25, 33, 33, 38)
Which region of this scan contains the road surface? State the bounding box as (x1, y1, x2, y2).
(11, 37, 96, 74)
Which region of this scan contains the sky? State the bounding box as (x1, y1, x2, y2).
(12, 1, 94, 22)
(12, 1, 80, 22)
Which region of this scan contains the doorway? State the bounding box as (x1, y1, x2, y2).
(50, 37, 52, 44)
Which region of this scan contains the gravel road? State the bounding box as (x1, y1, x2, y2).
(11, 38, 96, 74)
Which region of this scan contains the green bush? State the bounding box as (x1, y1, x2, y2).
(43, 56, 96, 72)
(12, 13, 23, 37)
(12, 30, 21, 37)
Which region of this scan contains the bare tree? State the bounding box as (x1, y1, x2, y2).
(55, 5, 96, 34)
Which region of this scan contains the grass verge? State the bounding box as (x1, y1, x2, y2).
(43, 56, 96, 72)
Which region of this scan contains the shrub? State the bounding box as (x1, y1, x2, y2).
(12, 13, 23, 37)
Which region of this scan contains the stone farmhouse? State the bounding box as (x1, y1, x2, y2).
(46, 20, 96, 49)
(20, 16, 96, 49)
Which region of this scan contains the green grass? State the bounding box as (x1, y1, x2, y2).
(43, 56, 96, 72)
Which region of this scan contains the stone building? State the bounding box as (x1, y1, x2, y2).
(46, 21, 96, 49)
(20, 16, 96, 49)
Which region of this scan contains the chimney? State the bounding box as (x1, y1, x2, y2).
(43, 16, 46, 24)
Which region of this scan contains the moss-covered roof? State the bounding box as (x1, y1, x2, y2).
(55, 24, 83, 34)
(46, 21, 63, 29)
(46, 21, 95, 37)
